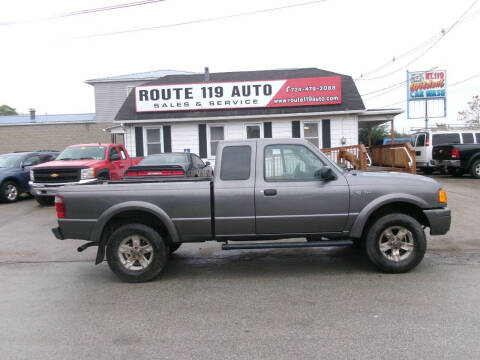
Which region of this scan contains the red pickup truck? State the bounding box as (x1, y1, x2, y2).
(30, 143, 142, 205)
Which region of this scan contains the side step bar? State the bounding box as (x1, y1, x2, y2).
(222, 239, 353, 250)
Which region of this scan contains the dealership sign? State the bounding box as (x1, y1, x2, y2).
(135, 76, 342, 112)
(408, 70, 446, 100)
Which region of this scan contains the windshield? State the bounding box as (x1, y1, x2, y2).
(139, 154, 189, 166)
(57, 146, 106, 160)
(0, 154, 23, 168)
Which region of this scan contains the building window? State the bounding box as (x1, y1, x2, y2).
(146, 128, 162, 154)
(209, 126, 224, 157)
(246, 124, 261, 139)
(303, 122, 320, 147)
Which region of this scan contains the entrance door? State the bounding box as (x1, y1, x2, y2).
(255, 142, 350, 235)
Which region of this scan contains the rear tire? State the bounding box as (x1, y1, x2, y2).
(35, 196, 55, 206)
(106, 224, 168, 283)
(0, 181, 19, 203)
(365, 214, 426, 273)
(470, 160, 480, 179)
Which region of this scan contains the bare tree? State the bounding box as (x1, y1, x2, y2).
(458, 95, 480, 125)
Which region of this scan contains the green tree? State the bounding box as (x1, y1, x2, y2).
(458, 95, 480, 125)
(0, 105, 18, 116)
(359, 124, 389, 146)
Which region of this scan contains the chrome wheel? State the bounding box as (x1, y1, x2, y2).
(475, 163, 480, 176)
(5, 184, 18, 201)
(378, 226, 415, 262)
(117, 235, 154, 271)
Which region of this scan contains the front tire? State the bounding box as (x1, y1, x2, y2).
(470, 160, 480, 179)
(365, 214, 426, 273)
(106, 224, 168, 283)
(0, 181, 20, 203)
(35, 196, 55, 206)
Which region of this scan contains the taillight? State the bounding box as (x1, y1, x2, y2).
(425, 137, 430, 147)
(451, 148, 460, 159)
(55, 195, 65, 218)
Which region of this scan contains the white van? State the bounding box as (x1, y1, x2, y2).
(411, 128, 480, 173)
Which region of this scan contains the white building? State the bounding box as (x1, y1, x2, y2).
(87, 68, 403, 162)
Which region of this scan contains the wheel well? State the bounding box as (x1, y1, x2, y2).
(360, 202, 430, 241)
(101, 210, 171, 246)
(96, 169, 110, 178)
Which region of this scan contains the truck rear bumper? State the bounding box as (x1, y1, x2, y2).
(52, 226, 65, 240)
(424, 207, 451, 235)
(29, 179, 97, 197)
(432, 160, 460, 168)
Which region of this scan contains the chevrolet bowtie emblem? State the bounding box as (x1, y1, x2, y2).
(50, 173, 59, 178)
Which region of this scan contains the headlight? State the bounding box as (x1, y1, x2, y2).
(80, 168, 95, 180)
(30, 169, 34, 181)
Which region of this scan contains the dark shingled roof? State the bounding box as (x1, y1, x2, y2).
(115, 68, 365, 121)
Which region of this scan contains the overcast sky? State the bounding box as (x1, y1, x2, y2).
(1, 0, 479, 132)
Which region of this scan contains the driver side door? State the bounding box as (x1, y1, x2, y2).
(254, 143, 350, 235)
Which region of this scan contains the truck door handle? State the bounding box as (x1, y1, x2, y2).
(263, 189, 277, 196)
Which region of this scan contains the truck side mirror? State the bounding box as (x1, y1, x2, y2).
(205, 161, 211, 167)
(314, 167, 336, 181)
(110, 154, 121, 162)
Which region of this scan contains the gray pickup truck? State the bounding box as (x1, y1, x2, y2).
(52, 139, 451, 282)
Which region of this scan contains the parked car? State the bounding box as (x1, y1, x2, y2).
(52, 139, 450, 282)
(0, 151, 58, 203)
(30, 143, 142, 206)
(432, 143, 480, 178)
(125, 152, 212, 180)
(411, 128, 480, 173)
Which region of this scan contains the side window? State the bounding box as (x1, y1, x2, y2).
(109, 147, 119, 161)
(192, 154, 205, 168)
(264, 144, 325, 181)
(220, 146, 251, 180)
(432, 133, 461, 146)
(476, 133, 480, 144)
(119, 147, 128, 160)
(416, 134, 425, 147)
(23, 155, 41, 167)
(210, 126, 224, 156)
(39, 154, 54, 163)
(462, 133, 474, 144)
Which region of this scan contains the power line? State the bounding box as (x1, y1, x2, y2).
(0, 0, 165, 26)
(376, 72, 480, 108)
(74, 0, 327, 39)
(357, 0, 479, 81)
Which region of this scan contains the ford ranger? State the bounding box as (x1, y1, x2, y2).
(52, 139, 451, 282)
(30, 143, 142, 205)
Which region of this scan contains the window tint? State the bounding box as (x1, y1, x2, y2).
(109, 147, 119, 160)
(192, 154, 205, 168)
(264, 144, 325, 181)
(416, 134, 425, 147)
(220, 146, 251, 180)
(462, 133, 474, 144)
(432, 133, 461, 146)
(23, 155, 41, 166)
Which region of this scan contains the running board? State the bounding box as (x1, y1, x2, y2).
(222, 240, 353, 250)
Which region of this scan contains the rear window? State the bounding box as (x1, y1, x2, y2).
(462, 133, 474, 144)
(220, 146, 251, 180)
(416, 134, 425, 147)
(432, 133, 460, 146)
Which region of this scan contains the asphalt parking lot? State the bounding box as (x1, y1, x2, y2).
(1, 174, 480, 359)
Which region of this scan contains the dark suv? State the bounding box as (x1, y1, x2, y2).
(0, 151, 58, 203)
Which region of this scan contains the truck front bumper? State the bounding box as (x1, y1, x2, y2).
(424, 207, 451, 235)
(29, 179, 97, 197)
